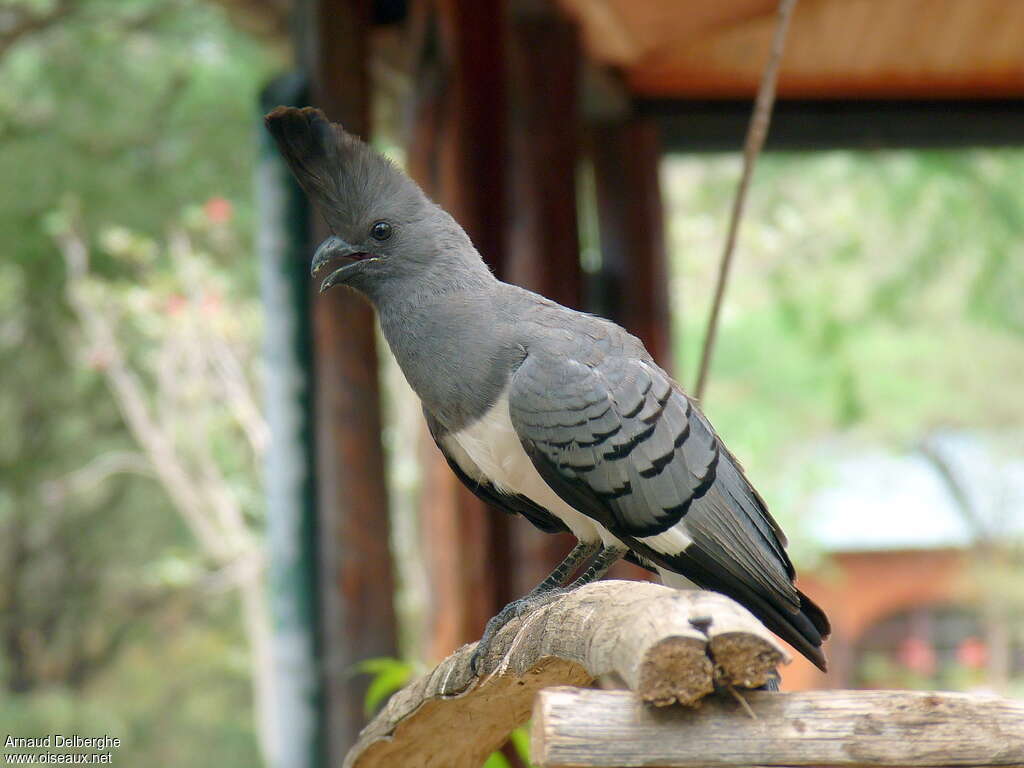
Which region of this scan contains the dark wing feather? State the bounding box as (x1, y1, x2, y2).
(508, 350, 830, 670)
(509, 354, 716, 536)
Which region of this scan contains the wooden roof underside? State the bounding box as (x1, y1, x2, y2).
(557, 0, 1024, 99)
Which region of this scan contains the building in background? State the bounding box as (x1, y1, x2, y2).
(788, 431, 1024, 692)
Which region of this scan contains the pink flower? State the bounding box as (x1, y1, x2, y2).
(956, 637, 988, 669)
(87, 348, 111, 370)
(204, 197, 233, 224)
(898, 635, 936, 676)
(202, 291, 222, 315)
(166, 294, 187, 315)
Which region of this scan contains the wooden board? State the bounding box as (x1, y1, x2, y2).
(558, 0, 1024, 99)
(533, 687, 1024, 767)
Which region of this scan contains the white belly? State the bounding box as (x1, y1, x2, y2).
(449, 391, 621, 546)
(445, 391, 702, 596)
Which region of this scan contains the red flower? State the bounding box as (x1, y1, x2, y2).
(956, 637, 988, 669)
(898, 635, 936, 676)
(87, 348, 111, 370)
(202, 291, 222, 315)
(166, 294, 187, 315)
(204, 197, 233, 224)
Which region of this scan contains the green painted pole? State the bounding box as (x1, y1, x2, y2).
(258, 74, 324, 768)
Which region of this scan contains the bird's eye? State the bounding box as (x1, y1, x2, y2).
(370, 221, 393, 241)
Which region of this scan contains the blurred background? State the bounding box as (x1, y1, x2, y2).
(1, 0, 1022, 766)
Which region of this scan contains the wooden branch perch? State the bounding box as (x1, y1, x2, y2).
(532, 688, 1024, 767)
(343, 581, 787, 768)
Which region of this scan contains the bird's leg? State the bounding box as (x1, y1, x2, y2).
(471, 540, 599, 673)
(567, 544, 629, 588)
(528, 540, 601, 595)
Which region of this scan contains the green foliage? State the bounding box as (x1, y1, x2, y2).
(0, 0, 273, 764)
(355, 657, 416, 716)
(482, 752, 513, 768)
(507, 726, 532, 763)
(664, 149, 1024, 534)
(479, 727, 533, 767)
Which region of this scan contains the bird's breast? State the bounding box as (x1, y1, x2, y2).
(450, 391, 543, 497)
(449, 390, 610, 544)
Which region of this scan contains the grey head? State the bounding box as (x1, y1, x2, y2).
(264, 106, 494, 306)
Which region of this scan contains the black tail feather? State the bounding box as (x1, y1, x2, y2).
(629, 539, 831, 672)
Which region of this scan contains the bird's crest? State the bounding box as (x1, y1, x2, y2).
(264, 106, 412, 230)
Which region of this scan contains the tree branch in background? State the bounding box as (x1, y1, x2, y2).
(0, 0, 79, 60)
(55, 221, 277, 763)
(694, 0, 797, 401)
(918, 435, 1015, 693)
(40, 450, 153, 506)
(167, 229, 269, 456)
(59, 228, 232, 559)
(917, 437, 991, 544)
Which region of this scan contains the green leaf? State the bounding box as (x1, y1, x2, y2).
(508, 726, 531, 762)
(482, 752, 511, 768)
(354, 657, 415, 716)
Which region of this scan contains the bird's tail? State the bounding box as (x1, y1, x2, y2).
(660, 568, 830, 672)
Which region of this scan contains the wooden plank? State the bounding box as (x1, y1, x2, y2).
(557, 0, 1024, 100)
(646, 99, 1024, 152)
(305, 0, 398, 759)
(532, 687, 1024, 768)
(343, 582, 787, 768)
(635, 72, 1024, 100)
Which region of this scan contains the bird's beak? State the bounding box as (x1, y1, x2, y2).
(311, 236, 372, 293)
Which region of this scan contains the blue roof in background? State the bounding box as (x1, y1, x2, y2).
(806, 431, 1024, 552)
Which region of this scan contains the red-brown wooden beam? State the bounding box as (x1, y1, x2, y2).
(407, 0, 513, 660)
(590, 119, 674, 371)
(506, 4, 583, 309)
(303, 0, 398, 758)
(504, 2, 584, 596)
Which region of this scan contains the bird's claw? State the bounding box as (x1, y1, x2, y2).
(470, 588, 568, 675)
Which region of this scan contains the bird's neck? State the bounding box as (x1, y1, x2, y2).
(376, 279, 520, 430)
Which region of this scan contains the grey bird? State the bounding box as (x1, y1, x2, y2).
(265, 106, 830, 672)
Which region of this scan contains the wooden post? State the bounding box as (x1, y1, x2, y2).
(301, 0, 398, 759)
(407, 0, 512, 658)
(506, 3, 583, 308)
(504, 2, 583, 595)
(590, 119, 674, 372)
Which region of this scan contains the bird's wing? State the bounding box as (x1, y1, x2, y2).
(508, 350, 830, 669)
(424, 409, 569, 534)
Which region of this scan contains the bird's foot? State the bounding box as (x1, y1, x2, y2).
(470, 588, 568, 675)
